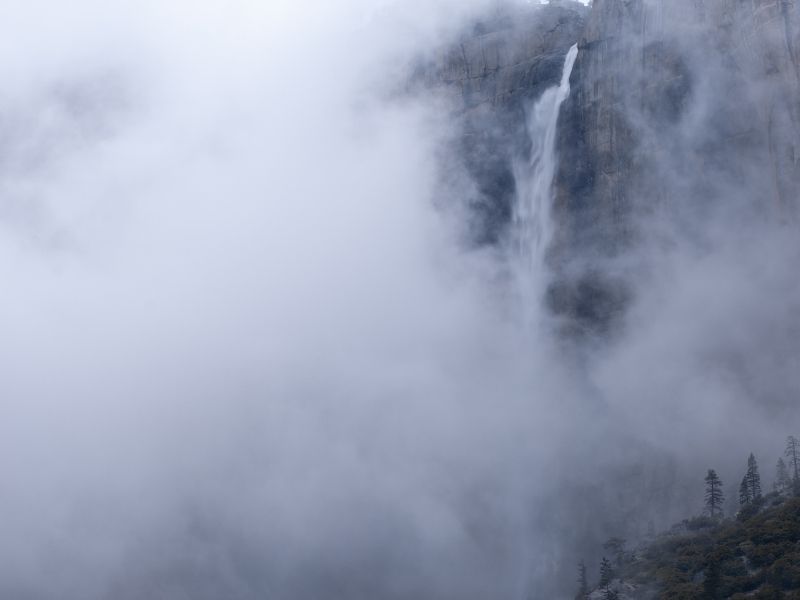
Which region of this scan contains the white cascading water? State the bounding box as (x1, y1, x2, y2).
(511, 44, 578, 325)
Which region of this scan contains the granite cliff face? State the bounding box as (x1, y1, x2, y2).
(434, 0, 800, 336)
(419, 5, 800, 595)
(551, 0, 800, 334)
(421, 2, 588, 245)
(559, 0, 800, 225)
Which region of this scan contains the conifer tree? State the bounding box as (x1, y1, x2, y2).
(745, 453, 762, 500)
(787, 436, 800, 494)
(599, 557, 614, 588)
(739, 475, 751, 506)
(599, 557, 616, 600)
(704, 469, 724, 518)
(575, 561, 588, 600)
(775, 458, 791, 494)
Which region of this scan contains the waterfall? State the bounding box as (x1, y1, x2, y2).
(511, 44, 578, 324)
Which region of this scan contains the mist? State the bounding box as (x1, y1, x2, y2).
(1, 0, 798, 598)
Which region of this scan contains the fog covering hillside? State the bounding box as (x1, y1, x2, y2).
(0, 0, 799, 598)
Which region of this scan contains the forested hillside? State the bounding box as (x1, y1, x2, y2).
(580, 438, 800, 599)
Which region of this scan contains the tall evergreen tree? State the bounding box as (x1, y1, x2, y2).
(745, 453, 762, 500)
(575, 561, 588, 600)
(599, 556, 614, 588)
(599, 557, 616, 600)
(739, 475, 751, 506)
(775, 458, 791, 494)
(787, 436, 800, 494)
(704, 469, 724, 518)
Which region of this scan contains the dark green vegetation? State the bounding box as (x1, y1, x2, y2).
(627, 495, 800, 599)
(578, 437, 800, 599)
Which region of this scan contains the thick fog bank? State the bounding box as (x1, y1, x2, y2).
(1, 1, 799, 599)
(0, 1, 577, 599)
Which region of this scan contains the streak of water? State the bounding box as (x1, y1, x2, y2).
(511, 44, 578, 325)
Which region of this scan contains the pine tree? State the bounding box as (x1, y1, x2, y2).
(775, 458, 791, 494)
(575, 561, 588, 600)
(599, 556, 614, 588)
(599, 557, 616, 600)
(704, 469, 724, 518)
(745, 453, 762, 500)
(739, 475, 751, 506)
(787, 436, 800, 495)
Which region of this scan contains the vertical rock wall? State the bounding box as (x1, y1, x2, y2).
(429, 0, 800, 335)
(421, 2, 589, 245)
(551, 0, 800, 336)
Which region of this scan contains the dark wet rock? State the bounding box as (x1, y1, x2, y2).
(429, 0, 800, 335)
(419, 1, 589, 245)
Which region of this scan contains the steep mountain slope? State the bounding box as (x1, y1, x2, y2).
(587, 495, 800, 599)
